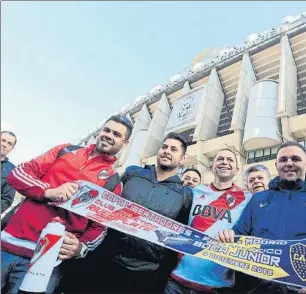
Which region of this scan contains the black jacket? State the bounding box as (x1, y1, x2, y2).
(111, 165, 193, 272)
(1, 157, 15, 213)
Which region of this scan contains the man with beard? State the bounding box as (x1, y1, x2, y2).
(164, 149, 252, 294)
(182, 168, 202, 188)
(217, 141, 306, 294)
(245, 164, 270, 194)
(101, 132, 193, 294)
(1, 115, 132, 293)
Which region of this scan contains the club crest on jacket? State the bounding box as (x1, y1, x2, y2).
(71, 185, 99, 208)
(226, 194, 236, 207)
(97, 169, 109, 180)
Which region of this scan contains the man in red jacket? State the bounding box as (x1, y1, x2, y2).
(1, 115, 133, 294)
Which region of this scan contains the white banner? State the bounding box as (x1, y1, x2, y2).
(51, 181, 306, 289)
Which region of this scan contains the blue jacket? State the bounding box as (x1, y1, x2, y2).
(233, 177, 306, 293)
(1, 157, 16, 213)
(233, 176, 306, 240)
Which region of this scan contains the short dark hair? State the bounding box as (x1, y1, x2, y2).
(214, 148, 238, 165)
(182, 168, 201, 181)
(163, 132, 187, 155)
(244, 164, 270, 184)
(105, 115, 133, 140)
(1, 131, 17, 146)
(277, 141, 306, 156)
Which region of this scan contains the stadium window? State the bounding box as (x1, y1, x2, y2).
(263, 148, 271, 161)
(218, 124, 230, 132)
(247, 146, 280, 164)
(254, 149, 264, 163)
(220, 113, 228, 120)
(247, 151, 255, 164)
(270, 147, 278, 160)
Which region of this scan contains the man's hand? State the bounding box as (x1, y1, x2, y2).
(58, 232, 81, 260)
(43, 182, 79, 202)
(299, 288, 306, 293)
(215, 229, 235, 243)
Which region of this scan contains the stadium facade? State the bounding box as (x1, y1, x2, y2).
(79, 13, 306, 188)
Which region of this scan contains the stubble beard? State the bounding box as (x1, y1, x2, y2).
(216, 171, 235, 182)
(159, 164, 176, 172)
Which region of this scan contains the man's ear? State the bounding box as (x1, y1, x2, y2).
(180, 154, 186, 164)
(123, 140, 129, 148)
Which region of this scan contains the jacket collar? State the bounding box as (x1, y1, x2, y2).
(1, 156, 8, 163)
(209, 183, 241, 192)
(147, 165, 183, 185)
(87, 144, 117, 164)
(268, 176, 306, 191)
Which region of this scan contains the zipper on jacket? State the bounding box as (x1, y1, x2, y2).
(146, 186, 155, 206)
(281, 190, 292, 237)
(288, 189, 292, 200)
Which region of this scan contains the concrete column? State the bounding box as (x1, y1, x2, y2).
(194, 68, 225, 141)
(231, 52, 257, 131)
(278, 34, 298, 141)
(119, 104, 151, 167)
(278, 34, 297, 118)
(142, 94, 171, 157)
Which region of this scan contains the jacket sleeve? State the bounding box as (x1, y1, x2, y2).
(176, 186, 193, 225)
(1, 183, 15, 213)
(232, 198, 254, 235)
(120, 165, 142, 185)
(79, 173, 123, 252)
(7, 144, 70, 201)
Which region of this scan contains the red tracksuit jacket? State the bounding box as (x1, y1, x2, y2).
(3, 144, 122, 258)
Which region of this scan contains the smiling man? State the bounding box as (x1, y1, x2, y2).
(2, 115, 132, 293)
(181, 168, 202, 188)
(217, 141, 306, 293)
(245, 164, 270, 194)
(165, 149, 252, 294)
(98, 132, 193, 294)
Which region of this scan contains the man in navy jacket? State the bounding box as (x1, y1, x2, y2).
(217, 141, 306, 293)
(1, 131, 17, 213)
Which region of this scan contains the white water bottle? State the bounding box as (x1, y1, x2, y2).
(19, 217, 65, 293)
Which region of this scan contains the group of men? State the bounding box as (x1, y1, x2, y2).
(1, 114, 306, 294)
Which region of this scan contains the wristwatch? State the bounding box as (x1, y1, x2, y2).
(76, 242, 88, 259)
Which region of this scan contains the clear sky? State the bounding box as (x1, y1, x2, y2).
(2, 1, 305, 164)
